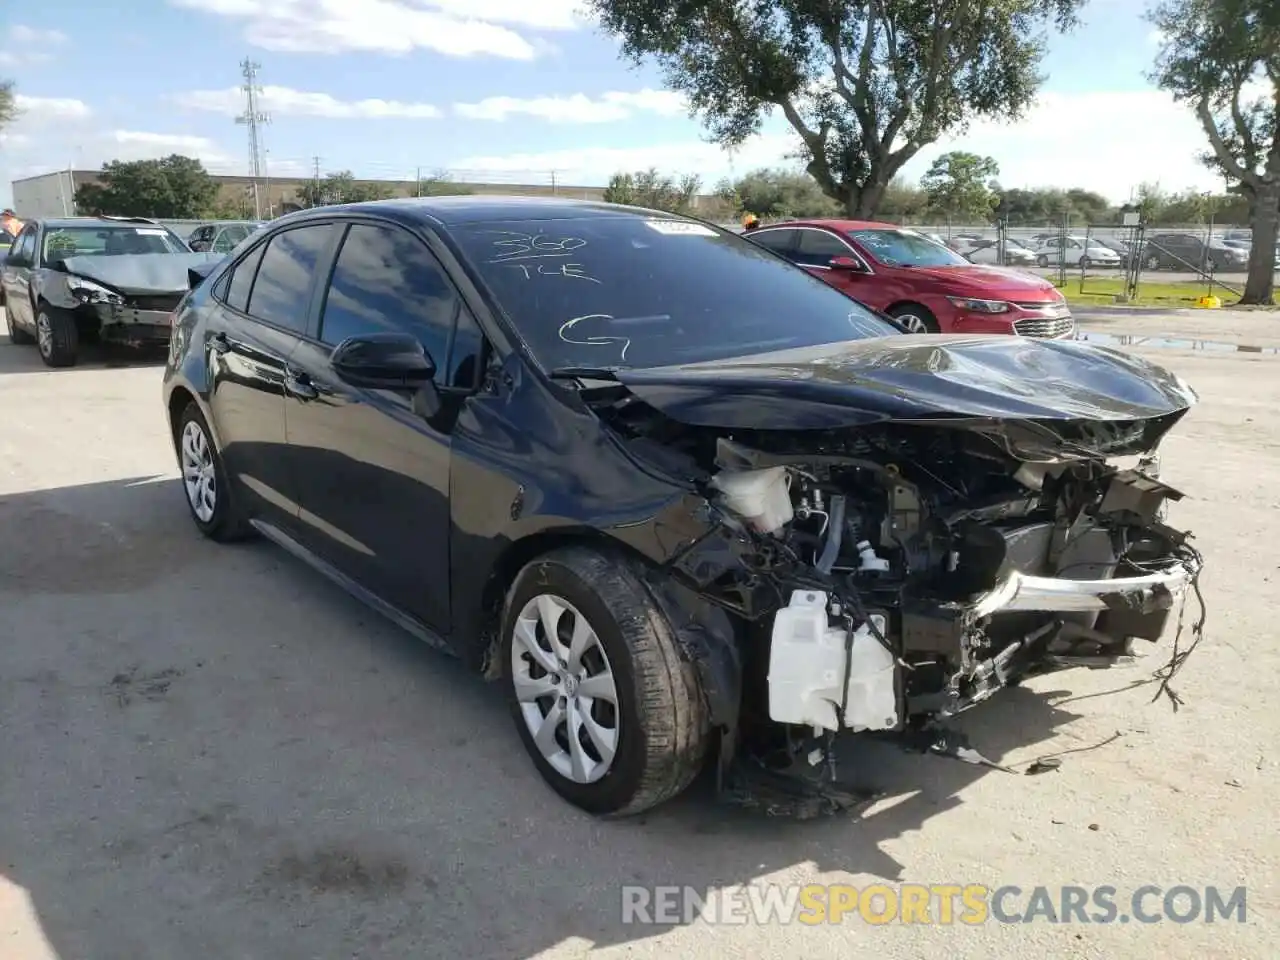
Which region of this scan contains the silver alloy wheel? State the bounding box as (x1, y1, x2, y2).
(180, 419, 218, 523)
(36, 312, 52, 357)
(897, 312, 930, 334)
(511, 593, 620, 784)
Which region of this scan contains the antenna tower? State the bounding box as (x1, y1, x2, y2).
(235, 58, 271, 218)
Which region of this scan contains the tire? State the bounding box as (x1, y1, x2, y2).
(174, 402, 254, 542)
(500, 545, 711, 817)
(1079, 256, 1091, 270)
(888, 303, 940, 334)
(35, 304, 79, 367)
(5, 301, 33, 345)
(1037, 255, 1049, 268)
(1145, 254, 1161, 271)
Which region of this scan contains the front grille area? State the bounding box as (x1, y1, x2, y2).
(1014, 315, 1076, 339)
(124, 294, 184, 313)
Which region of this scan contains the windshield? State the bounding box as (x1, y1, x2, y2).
(451, 216, 900, 371)
(42, 225, 189, 261)
(846, 229, 970, 267)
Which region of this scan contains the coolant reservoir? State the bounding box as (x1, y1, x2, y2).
(710, 466, 794, 534)
(768, 590, 898, 733)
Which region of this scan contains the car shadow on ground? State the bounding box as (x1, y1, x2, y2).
(0, 331, 168, 374)
(0, 476, 1093, 959)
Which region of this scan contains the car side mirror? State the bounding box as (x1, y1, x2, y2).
(829, 255, 867, 273)
(331, 332, 437, 390)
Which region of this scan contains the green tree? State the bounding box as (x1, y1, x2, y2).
(0, 80, 16, 132)
(718, 167, 841, 219)
(73, 155, 219, 218)
(602, 167, 701, 213)
(298, 170, 395, 207)
(920, 151, 1000, 220)
(1149, 0, 1280, 303)
(416, 170, 474, 196)
(587, 0, 1084, 218)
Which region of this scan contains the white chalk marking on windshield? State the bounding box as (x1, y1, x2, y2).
(558, 314, 632, 362)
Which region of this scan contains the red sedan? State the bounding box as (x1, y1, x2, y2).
(747, 219, 1074, 338)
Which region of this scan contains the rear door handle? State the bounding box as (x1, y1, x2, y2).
(284, 368, 319, 400)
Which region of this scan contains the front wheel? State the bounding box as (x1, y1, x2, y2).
(35, 305, 78, 367)
(501, 545, 711, 817)
(888, 304, 940, 334)
(1079, 256, 1091, 270)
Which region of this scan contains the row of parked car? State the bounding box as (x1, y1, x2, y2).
(0, 196, 1205, 818)
(929, 228, 1277, 273)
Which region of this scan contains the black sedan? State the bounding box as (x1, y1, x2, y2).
(163, 197, 1204, 817)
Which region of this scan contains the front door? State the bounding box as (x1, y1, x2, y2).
(3, 225, 38, 330)
(206, 223, 339, 529)
(283, 221, 472, 631)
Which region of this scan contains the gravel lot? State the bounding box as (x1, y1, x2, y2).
(1, 308, 1277, 959)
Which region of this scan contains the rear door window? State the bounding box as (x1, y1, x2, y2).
(246, 224, 335, 333)
(223, 241, 268, 313)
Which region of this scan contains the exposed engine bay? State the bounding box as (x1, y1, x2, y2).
(584, 381, 1206, 813)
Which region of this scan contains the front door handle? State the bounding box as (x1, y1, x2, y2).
(284, 369, 319, 400)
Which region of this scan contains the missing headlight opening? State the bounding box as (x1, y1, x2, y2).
(590, 388, 1206, 816)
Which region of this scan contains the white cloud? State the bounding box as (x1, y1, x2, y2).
(907, 89, 1242, 201)
(455, 89, 688, 123)
(166, 0, 585, 59)
(452, 133, 797, 184)
(0, 24, 68, 66)
(9, 24, 69, 44)
(172, 85, 441, 119)
(12, 95, 92, 122)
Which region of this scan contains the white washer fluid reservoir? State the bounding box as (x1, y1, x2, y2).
(768, 589, 898, 733)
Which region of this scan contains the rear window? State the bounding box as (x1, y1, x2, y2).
(450, 215, 898, 372)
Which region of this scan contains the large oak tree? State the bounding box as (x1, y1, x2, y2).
(587, 0, 1084, 218)
(1150, 0, 1280, 304)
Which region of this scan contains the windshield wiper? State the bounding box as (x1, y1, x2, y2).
(549, 366, 626, 381)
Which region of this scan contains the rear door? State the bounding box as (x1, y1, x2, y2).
(283, 220, 478, 630)
(205, 222, 340, 529)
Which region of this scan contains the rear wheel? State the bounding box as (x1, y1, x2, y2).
(1145, 254, 1161, 270)
(501, 545, 711, 817)
(175, 402, 254, 542)
(888, 304, 940, 334)
(1037, 255, 1049, 268)
(35, 305, 78, 367)
(5, 301, 33, 345)
(1079, 256, 1092, 270)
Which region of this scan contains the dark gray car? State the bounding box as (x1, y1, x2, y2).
(1, 216, 217, 367)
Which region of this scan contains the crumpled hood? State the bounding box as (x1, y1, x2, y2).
(609, 335, 1198, 431)
(898, 264, 1061, 295)
(56, 253, 220, 296)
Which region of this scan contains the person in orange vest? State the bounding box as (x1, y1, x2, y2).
(742, 213, 761, 231)
(1, 209, 21, 243)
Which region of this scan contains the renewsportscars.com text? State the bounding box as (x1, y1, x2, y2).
(621, 883, 1248, 926)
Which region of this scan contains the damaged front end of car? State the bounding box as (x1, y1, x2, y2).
(570, 337, 1206, 815)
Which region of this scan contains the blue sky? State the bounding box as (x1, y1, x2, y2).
(0, 0, 1235, 209)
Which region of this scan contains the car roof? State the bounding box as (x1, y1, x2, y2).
(38, 217, 166, 229)
(757, 218, 901, 231)
(272, 196, 700, 229)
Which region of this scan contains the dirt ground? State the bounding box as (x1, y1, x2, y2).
(1, 310, 1277, 959)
